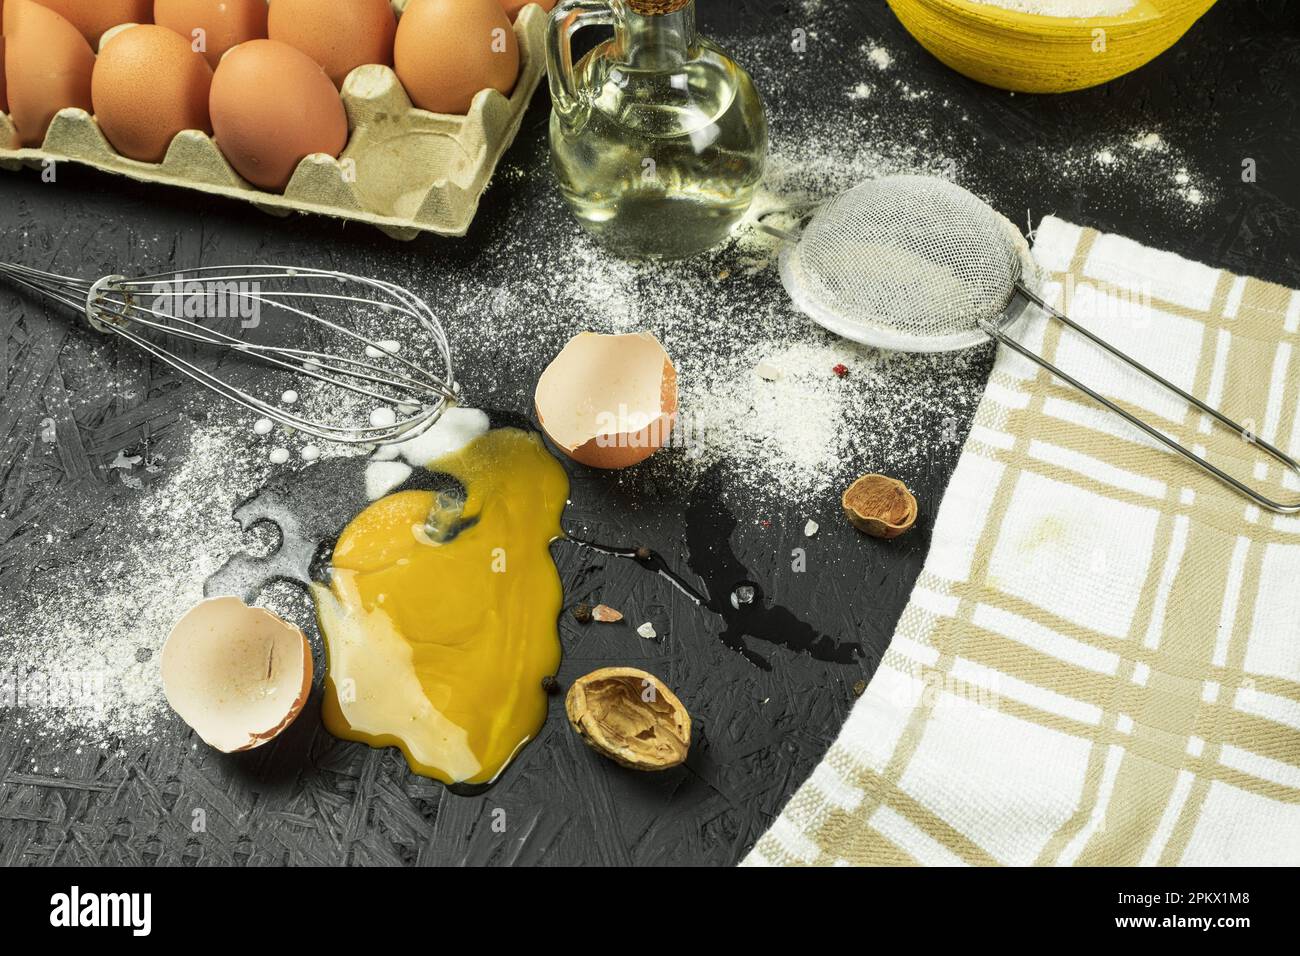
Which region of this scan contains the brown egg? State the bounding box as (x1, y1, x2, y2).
(92, 25, 212, 163)
(154, 0, 267, 70)
(395, 0, 518, 115)
(3, 0, 95, 147)
(498, 0, 555, 22)
(268, 0, 396, 89)
(27, 0, 153, 46)
(210, 39, 348, 192)
(0, 39, 8, 116)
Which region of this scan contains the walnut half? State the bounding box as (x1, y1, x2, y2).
(565, 667, 691, 771)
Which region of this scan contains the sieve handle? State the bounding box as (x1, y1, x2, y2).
(982, 284, 1300, 514)
(754, 202, 820, 243)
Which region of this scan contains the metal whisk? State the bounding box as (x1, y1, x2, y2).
(0, 262, 457, 445)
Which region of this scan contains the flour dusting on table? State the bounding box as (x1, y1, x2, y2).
(1, 421, 269, 743)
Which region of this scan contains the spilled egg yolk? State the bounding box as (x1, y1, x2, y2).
(312, 428, 569, 786)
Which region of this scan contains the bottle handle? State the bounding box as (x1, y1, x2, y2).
(547, 0, 617, 122)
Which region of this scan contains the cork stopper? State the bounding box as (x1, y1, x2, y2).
(626, 0, 691, 14)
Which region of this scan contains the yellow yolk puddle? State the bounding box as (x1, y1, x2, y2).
(311, 428, 569, 786)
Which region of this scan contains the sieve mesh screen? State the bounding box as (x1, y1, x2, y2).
(784, 175, 1022, 349)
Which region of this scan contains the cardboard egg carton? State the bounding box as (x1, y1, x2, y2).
(0, 1, 548, 239)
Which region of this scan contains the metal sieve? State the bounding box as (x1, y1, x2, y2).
(767, 174, 1300, 513)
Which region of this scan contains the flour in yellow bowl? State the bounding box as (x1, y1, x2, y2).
(886, 0, 1216, 93)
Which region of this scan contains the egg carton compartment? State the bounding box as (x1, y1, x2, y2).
(0, 1, 548, 240)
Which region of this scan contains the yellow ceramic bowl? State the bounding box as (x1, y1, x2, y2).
(885, 0, 1217, 93)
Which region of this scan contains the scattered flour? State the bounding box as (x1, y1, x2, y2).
(672, 340, 984, 502)
(866, 46, 893, 70)
(1062, 132, 1212, 209)
(1131, 131, 1166, 152)
(0, 421, 269, 741)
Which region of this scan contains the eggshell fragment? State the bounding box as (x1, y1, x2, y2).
(209, 38, 348, 192)
(28, 0, 153, 46)
(498, 0, 556, 21)
(161, 597, 312, 753)
(93, 24, 212, 163)
(535, 331, 678, 469)
(3, 0, 96, 147)
(154, 0, 268, 70)
(269, 0, 397, 89)
(395, 0, 518, 115)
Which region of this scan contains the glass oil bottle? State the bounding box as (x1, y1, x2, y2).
(546, 0, 768, 260)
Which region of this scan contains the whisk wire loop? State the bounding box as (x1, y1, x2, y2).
(1, 262, 458, 446)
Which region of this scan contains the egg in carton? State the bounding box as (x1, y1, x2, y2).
(0, 0, 549, 240)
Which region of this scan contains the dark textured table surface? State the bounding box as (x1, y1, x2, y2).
(1, 1, 1297, 867)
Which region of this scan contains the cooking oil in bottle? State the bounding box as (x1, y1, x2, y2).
(547, 0, 768, 260)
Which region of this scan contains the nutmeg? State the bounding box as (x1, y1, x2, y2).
(842, 473, 918, 539)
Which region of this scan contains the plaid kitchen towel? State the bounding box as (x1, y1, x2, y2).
(744, 217, 1300, 866)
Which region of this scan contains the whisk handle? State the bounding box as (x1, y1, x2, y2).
(0, 262, 97, 317)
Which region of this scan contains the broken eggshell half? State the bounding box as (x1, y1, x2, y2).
(160, 596, 313, 753)
(534, 331, 678, 469)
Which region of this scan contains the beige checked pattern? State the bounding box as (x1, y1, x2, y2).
(744, 217, 1300, 867)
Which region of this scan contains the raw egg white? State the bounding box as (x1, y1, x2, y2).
(160, 597, 312, 754)
(28, 0, 153, 46)
(3, 0, 95, 146)
(395, 0, 519, 115)
(209, 38, 348, 192)
(534, 331, 679, 469)
(92, 24, 213, 163)
(268, 0, 397, 89)
(153, 0, 268, 70)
